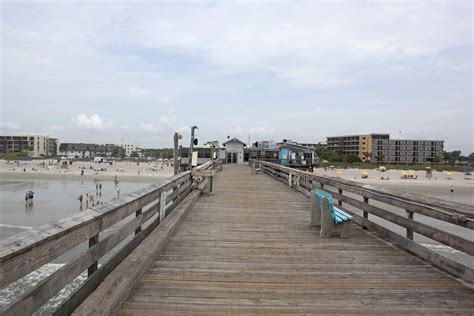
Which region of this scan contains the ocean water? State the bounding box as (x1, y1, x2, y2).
(0, 178, 156, 233)
(0, 178, 157, 314)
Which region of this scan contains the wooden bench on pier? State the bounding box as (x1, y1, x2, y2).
(311, 188, 353, 238)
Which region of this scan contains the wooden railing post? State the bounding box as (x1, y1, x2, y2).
(406, 210, 414, 240)
(88, 234, 99, 276)
(338, 188, 343, 207)
(363, 197, 369, 230)
(135, 208, 142, 236)
(160, 191, 167, 222)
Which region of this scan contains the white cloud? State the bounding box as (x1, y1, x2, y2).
(0, 122, 21, 130)
(139, 123, 160, 133)
(159, 109, 177, 124)
(73, 114, 103, 130)
(45, 125, 64, 132)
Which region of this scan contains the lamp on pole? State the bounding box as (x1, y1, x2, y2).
(188, 125, 198, 170)
(173, 132, 182, 175)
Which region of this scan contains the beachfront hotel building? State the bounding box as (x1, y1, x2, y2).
(113, 142, 140, 157)
(327, 133, 390, 162)
(0, 134, 56, 157)
(326, 133, 444, 163)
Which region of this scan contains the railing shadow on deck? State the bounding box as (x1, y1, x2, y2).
(0, 161, 217, 315)
(251, 160, 474, 284)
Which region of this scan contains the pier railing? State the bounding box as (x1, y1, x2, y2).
(0, 161, 216, 315)
(252, 160, 474, 283)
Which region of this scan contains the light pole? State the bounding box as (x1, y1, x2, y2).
(173, 132, 182, 175)
(188, 125, 198, 170)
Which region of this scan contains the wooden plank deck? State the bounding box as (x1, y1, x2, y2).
(119, 164, 474, 315)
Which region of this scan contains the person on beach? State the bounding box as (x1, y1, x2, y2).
(116, 186, 120, 197)
(99, 182, 102, 193)
(85, 193, 89, 208)
(25, 192, 29, 206)
(450, 186, 454, 194)
(81, 169, 84, 176)
(79, 194, 83, 206)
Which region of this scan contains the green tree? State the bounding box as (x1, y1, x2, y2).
(443, 150, 462, 163)
(469, 153, 474, 162)
(111, 146, 126, 159)
(130, 151, 139, 158)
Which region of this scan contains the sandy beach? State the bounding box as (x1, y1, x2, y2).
(0, 159, 173, 182)
(313, 167, 473, 188)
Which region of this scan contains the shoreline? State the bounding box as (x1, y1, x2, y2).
(0, 159, 174, 183)
(0, 172, 168, 182)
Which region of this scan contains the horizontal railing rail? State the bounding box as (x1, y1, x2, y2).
(0, 160, 216, 315)
(251, 160, 474, 283)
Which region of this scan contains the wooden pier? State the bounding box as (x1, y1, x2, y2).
(1, 162, 473, 315)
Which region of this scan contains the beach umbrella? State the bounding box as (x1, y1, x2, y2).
(335, 171, 342, 175)
(362, 172, 369, 175)
(400, 171, 408, 176)
(445, 172, 453, 178)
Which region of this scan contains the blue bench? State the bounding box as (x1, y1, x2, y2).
(310, 188, 353, 238)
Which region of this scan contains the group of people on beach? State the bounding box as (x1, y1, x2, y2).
(78, 180, 103, 209)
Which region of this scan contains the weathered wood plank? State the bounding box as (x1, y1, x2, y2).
(72, 189, 203, 315)
(119, 164, 474, 315)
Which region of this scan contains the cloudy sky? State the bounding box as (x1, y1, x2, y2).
(1, 1, 472, 153)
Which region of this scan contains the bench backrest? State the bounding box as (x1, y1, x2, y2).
(315, 189, 335, 217)
(315, 189, 353, 224)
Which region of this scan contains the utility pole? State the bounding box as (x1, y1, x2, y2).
(173, 132, 182, 175)
(188, 125, 198, 170)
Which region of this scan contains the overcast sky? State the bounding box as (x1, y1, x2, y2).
(1, 1, 472, 153)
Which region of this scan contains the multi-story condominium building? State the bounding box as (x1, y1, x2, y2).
(48, 138, 58, 157)
(371, 139, 444, 163)
(326, 133, 390, 162)
(114, 142, 140, 157)
(326, 133, 444, 163)
(0, 134, 56, 157)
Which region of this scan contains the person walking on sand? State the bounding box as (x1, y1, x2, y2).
(116, 186, 120, 197)
(25, 192, 29, 206)
(85, 193, 89, 208)
(99, 182, 102, 193)
(79, 194, 83, 206)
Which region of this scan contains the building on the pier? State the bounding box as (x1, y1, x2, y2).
(244, 140, 278, 163)
(326, 133, 444, 163)
(179, 146, 214, 167)
(276, 140, 319, 170)
(223, 138, 246, 164)
(0, 134, 56, 157)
